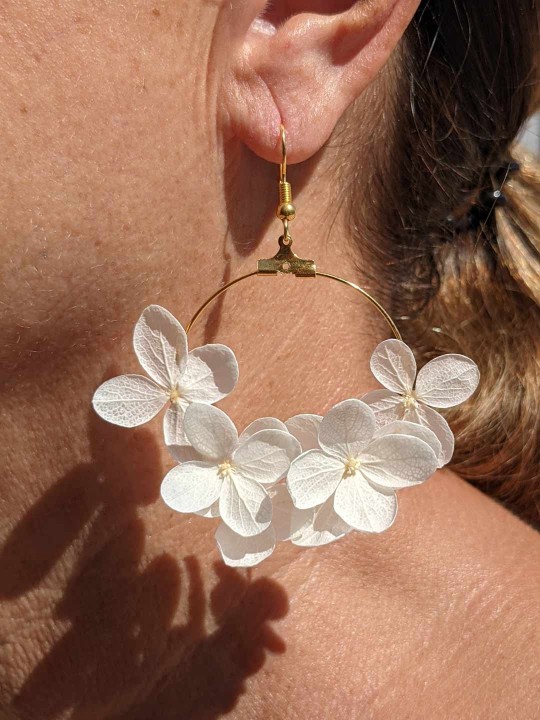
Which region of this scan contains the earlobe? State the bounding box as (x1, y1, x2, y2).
(223, 0, 421, 164)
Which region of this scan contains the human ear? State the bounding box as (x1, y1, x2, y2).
(223, 0, 421, 163)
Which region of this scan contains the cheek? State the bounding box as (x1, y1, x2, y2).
(0, 1, 220, 366)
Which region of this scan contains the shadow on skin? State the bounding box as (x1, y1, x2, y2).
(110, 564, 288, 720)
(198, 139, 316, 346)
(0, 387, 288, 719)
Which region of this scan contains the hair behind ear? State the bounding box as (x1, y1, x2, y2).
(497, 149, 540, 306)
(349, 0, 540, 525)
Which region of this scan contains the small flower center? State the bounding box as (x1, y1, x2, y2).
(217, 460, 235, 480)
(343, 456, 361, 477)
(170, 386, 182, 404)
(402, 392, 419, 411)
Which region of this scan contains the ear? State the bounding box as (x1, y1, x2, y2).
(223, 0, 421, 163)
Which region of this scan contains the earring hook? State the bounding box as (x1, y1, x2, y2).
(280, 124, 287, 182)
(277, 125, 295, 242)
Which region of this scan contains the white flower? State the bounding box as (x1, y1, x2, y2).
(285, 414, 351, 547)
(215, 483, 305, 567)
(287, 399, 439, 533)
(362, 339, 480, 465)
(160, 404, 301, 539)
(167, 415, 305, 567)
(92, 305, 238, 444)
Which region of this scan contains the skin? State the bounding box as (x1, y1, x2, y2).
(0, 1, 539, 718)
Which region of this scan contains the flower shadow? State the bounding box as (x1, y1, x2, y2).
(1, 378, 288, 719)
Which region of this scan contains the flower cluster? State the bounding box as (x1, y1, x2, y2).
(93, 306, 480, 567)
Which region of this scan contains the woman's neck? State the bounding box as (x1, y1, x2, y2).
(2, 140, 539, 718)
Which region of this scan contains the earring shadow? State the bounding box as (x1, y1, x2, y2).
(202, 137, 320, 344)
(1, 378, 288, 719)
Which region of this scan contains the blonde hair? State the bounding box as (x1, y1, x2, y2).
(353, 1, 540, 525)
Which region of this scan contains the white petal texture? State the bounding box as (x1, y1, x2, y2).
(292, 496, 351, 547)
(285, 414, 322, 451)
(416, 404, 455, 466)
(359, 435, 438, 490)
(360, 390, 403, 427)
(234, 430, 301, 485)
(219, 475, 272, 537)
(161, 462, 222, 513)
(163, 399, 189, 446)
(415, 354, 480, 408)
(239, 417, 288, 443)
(287, 450, 343, 509)
(181, 345, 239, 403)
(196, 501, 221, 518)
(370, 340, 416, 394)
(92, 375, 167, 427)
(167, 443, 204, 464)
(376, 421, 443, 467)
(270, 484, 312, 542)
(334, 476, 397, 532)
(318, 399, 376, 461)
(215, 523, 275, 567)
(183, 403, 238, 461)
(133, 305, 187, 389)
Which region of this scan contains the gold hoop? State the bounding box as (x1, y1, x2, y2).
(186, 125, 401, 343)
(186, 270, 401, 340)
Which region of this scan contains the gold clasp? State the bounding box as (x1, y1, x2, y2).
(257, 124, 316, 277)
(257, 235, 316, 276)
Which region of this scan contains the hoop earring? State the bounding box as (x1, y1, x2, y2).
(93, 126, 480, 567)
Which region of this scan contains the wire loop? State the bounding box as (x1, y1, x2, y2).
(186, 270, 402, 340)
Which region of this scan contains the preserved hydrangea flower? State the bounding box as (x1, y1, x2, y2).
(92, 305, 238, 444)
(362, 339, 480, 465)
(287, 399, 439, 533)
(160, 403, 300, 538)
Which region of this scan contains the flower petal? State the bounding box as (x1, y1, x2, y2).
(359, 435, 438, 490)
(361, 390, 404, 427)
(233, 429, 301, 485)
(183, 403, 238, 462)
(160, 462, 222, 513)
(417, 405, 455, 466)
(415, 354, 480, 408)
(292, 496, 351, 547)
(163, 399, 189, 446)
(375, 420, 443, 467)
(334, 476, 397, 533)
(318, 399, 376, 461)
(167, 443, 204, 464)
(181, 344, 239, 404)
(285, 414, 323, 451)
(133, 305, 187, 389)
(287, 450, 343, 509)
(370, 339, 417, 394)
(195, 501, 221, 518)
(238, 417, 288, 443)
(92, 374, 167, 427)
(270, 483, 312, 542)
(215, 523, 275, 567)
(219, 475, 273, 537)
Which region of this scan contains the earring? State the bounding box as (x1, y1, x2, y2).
(93, 126, 480, 567)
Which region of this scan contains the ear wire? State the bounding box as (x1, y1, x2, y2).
(277, 125, 296, 242)
(186, 125, 402, 341)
